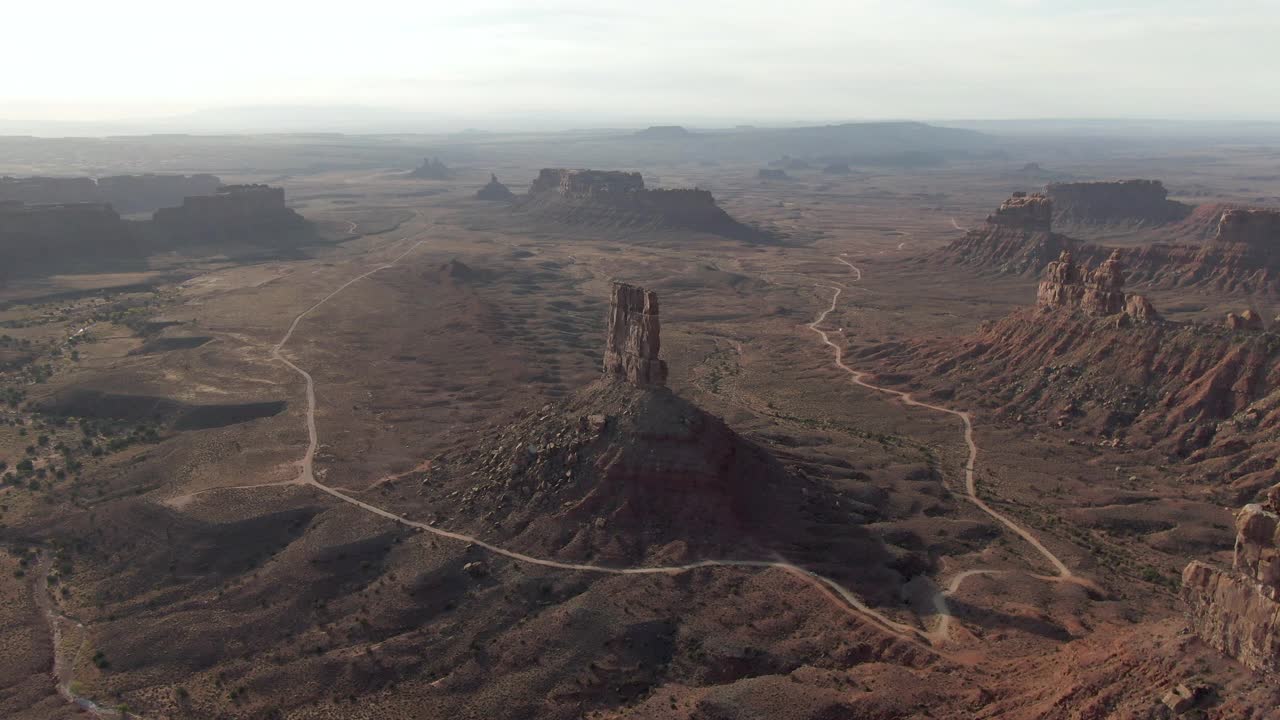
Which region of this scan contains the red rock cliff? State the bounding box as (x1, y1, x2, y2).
(1182, 485, 1280, 672)
(1047, 179, 1191, 226)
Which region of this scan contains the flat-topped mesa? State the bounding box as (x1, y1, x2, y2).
(521, 168, 754, 238)
(1047, 179, 1191, 225)
(988, 191, 1053, 232)
(1037, 249, 1158, 320)
(1182, 484, 1280, 672)
(603, 283, 667, 387)
(1213, 208, 1280, 248)
(151, 184, 313, 246)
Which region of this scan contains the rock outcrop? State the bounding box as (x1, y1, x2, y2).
(1182, 485, 1280, 672)
(1036, 250, 1156, 319)
(408, 157, 454, 180)
(757, 169, 789, 180)
(1047, 179, 1192, 226)
(603, 283, 667, 387)
(1226, 310, 1264, 331)
(151, 184, 314, 247)
(475, 174, 515, 201)
(0, 174, 221, 214)
(518, 169, 760, 239)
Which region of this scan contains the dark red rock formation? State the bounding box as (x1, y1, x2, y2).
(475, 174, 515, 201)
(1182, 485, 1280, 672)
(604, 283, 667, 387)
(408, 157, 453, 180)
(0, 174, 221, 214)
(151, 184, 313, 247)
(1047, 179, 1192, 226)
(519, 169, 758, 239)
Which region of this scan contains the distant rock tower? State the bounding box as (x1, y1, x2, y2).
(604, 283, 667, 387)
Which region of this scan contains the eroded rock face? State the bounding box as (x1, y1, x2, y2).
(1182, 486, 1280, 672)
(1047, 179, 1191, 226)
(603, 283, 667, 387)
(1036, 250, 1156, 319)
(475, 174, 515, 201)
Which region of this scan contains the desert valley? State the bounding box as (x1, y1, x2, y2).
(1, 120, 1280, 720)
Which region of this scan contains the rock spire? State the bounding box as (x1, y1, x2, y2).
(604, 283, 667, 387)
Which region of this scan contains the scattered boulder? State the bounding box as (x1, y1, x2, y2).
(1226, 310, 1263, 331)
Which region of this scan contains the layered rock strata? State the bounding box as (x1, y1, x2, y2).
(603, 283, 667, 387)
(1182, 485, 1280, 672)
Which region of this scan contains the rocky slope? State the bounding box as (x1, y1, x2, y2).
(1182, 483, 1280, 673)
(516, 169, 762, 239)
(867, 253, 1280, 500)
(418, 284, 903, 589)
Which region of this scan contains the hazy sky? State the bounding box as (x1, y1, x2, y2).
(7, 0, 1279, 127)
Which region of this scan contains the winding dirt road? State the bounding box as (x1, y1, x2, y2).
(257, 240, 1081, 651)
(807, 261, 1074, 581)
